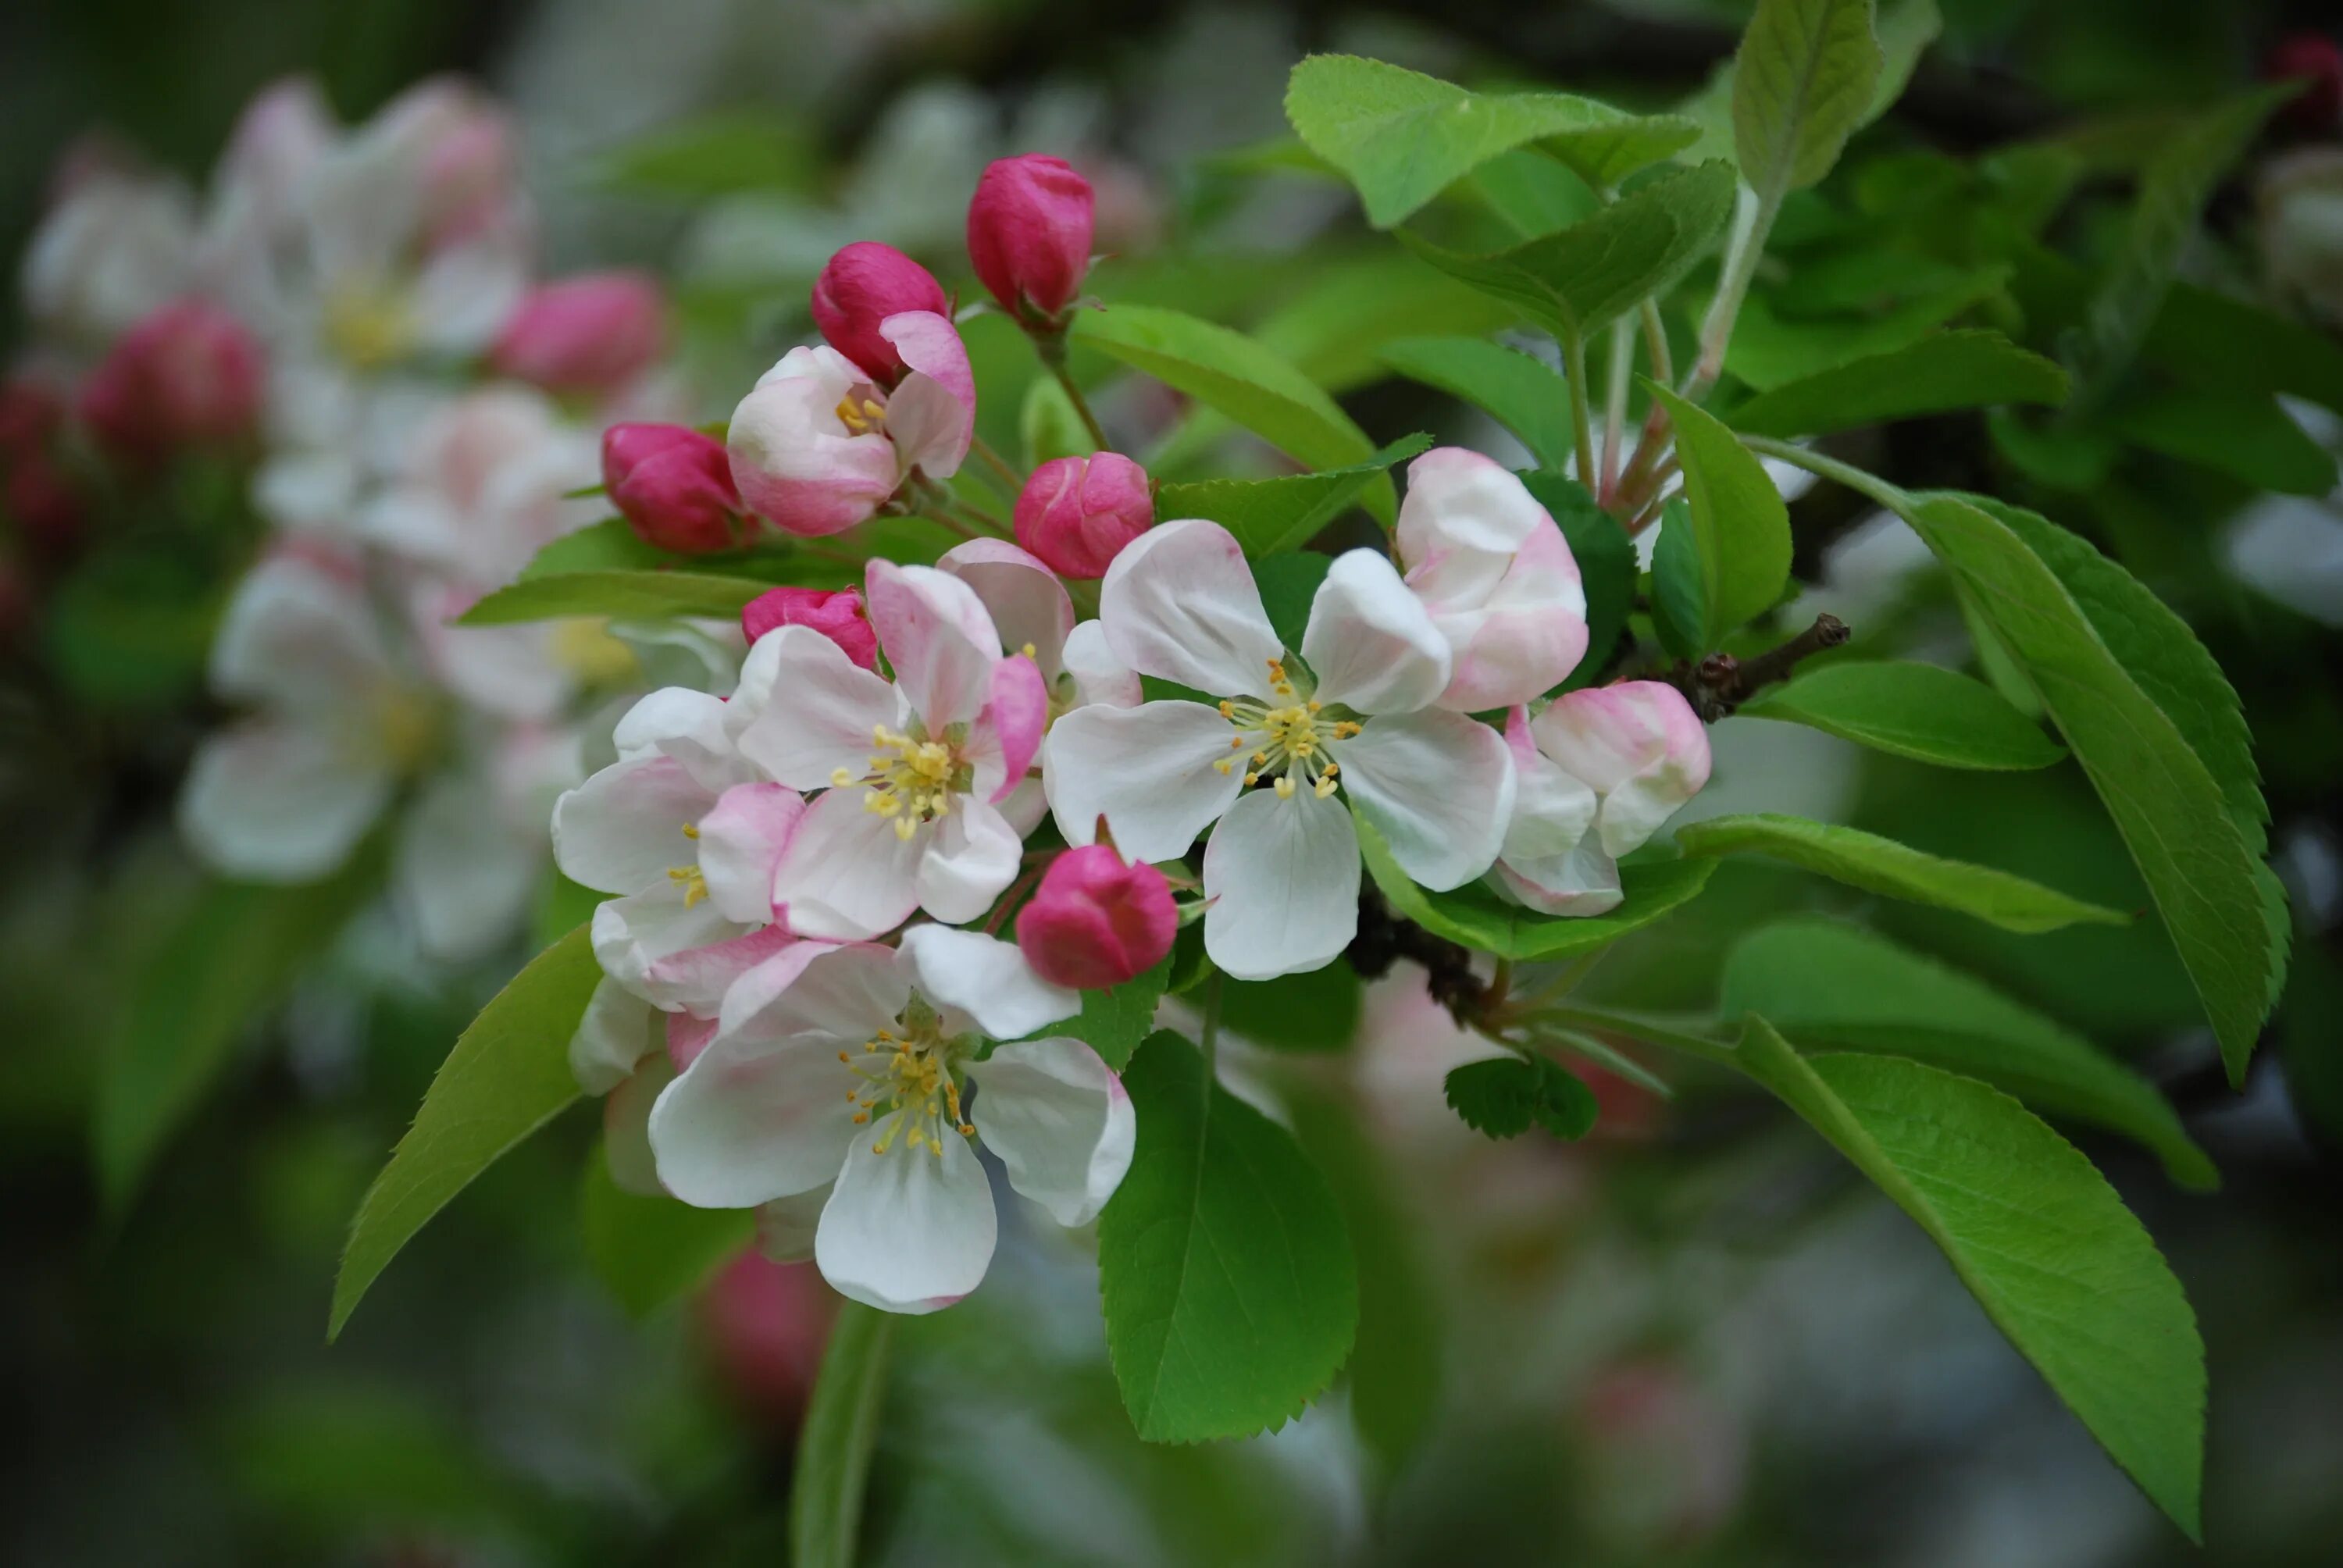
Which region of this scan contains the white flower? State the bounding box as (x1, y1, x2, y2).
(1043, 519, 1517, 980)
(728, 561, 1048, 939)
(648, 925, 1133, 1313)
(20, 170, 198, 344)
(1493, 682, 1712, 916)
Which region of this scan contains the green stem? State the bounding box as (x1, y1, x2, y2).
(1639, 297, 1674, 387)
(1200, 971, 1224, 1078)
(918, 507, 981, 543)
(1545, 1005, 1740, 1071)
(1685, 184, 1781, 401)
(1738, 434, 1909, 511)
(970, 434, 1026, 497)
(1565, 331, 1597, 489)
(788, 1301, 895, 1568)
(1600, 316, 1633, 501)
(1037, 337, 1111, 452)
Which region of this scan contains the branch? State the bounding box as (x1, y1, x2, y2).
(1346, 885, 1489, 1025)
(1665, 613, 1849, 722)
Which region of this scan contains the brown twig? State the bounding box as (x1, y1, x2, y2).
(1346, 885, 1489, 1025)
(1664, 613, 1850, 722)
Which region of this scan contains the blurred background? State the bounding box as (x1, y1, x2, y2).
(4, 1, 2342, 1563)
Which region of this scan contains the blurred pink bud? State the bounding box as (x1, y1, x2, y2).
(77, 298, 264, 461)
(2266, 33, 2343, 135)
(492, 271, 666, 396)
(1016, 844, 1176, 989)
(0, 380, 66, 454)
(740, 584, 878, 670)
(602, 422, 740, 554)
(1014, 452, 1151, 579)
(5, 458, 89, 558)
(811, 241, 949, 386)
(698, 1253, 835, 1430)
(968, 154, 1095, 323)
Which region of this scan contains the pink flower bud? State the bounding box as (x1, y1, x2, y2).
(810, 241, 949, 386)
(2266, 33, 2343, 135)
(76, 297, 264, 461)
(1014, 452, 1152, 579)
(1016, 844, 1176, 989)
(602, 422, 741, 554)
(740, 584, 878, 671)
(967, 155, 1094, 323)
(492, 271, 666, 396)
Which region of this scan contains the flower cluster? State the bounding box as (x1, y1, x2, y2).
(554, 158, 1714, 1313)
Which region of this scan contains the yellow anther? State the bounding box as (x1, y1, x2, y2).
(1021, 642, 1037, 658)
(1214, 758, 1235, 775)
(667, 864, 708, 907)
(680, 821, 700, 839)
(1274, 775, 1296, 799)
(832, 766, 858, 788)
(1314, 775, 1339, 798)
(1243, 772, 1259, 786)
(1307, 699, 1322, 712)
(1218, 700, 1236, 718)
(1229, 736, 1245, 749)
(893, 817, 916, 840)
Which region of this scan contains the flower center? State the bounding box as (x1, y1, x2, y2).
(1212, 657, 1363, 800)
(323, 279, 417, 369)
(840, 1004, 974, 1158)
(667, 821, 708, 906)
(833, 390, 889, 437)
(832, 722, 973, 840)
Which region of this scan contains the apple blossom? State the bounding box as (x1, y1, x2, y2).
(604, 422, 742, 554)
(1015, 451, 1153, 579)
(726, 313, 974, 536)
(1493, 682, 1710, 916)
(1396, 447, 1589, 711)
(76, 297, 266, 461)
(936, 536, 1140, 713)
(1044, 519, 1516, 980)
(490, 271, 666, 396)
(809, 241, 950, 387)
(1015, 844, 1177, 989)
(20, 169, 198, 343)
(648, 925, 1133, 1313)
(729, 561, 1047, 938)
(740, 584, 877, 670)
(968, 154, 1094, 325)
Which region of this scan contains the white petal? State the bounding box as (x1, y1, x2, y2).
(767, 786, 924, 940)
(644, 925, 803, 1021)
(897, 926, 1079, 1042)
(393, 771, 543, 961)
(1494, 837, 1624, 917)
(179, 720, 394, 881)
(1397, 446, 1548, 558)
(1333, 709, 1514, 890)
(719, 939, 906, 1046)
(1500, 708, 1599, 864)
(731, 626, 900, 791)
(697, 782, 807, 923)
(1200, 786, 1361, 981)
(1300, 549, 1453, 715)
(865, 559, 1000, 732)
(939, 538, 1073, 678)
(551, 754, 714, 895)
(649, 1035, 859, 1208)
(1531, 682, 1712, 857)
(593, 882, 751, 1009)
(209, 553, 390, 712)
(1098, 518, 1282, 697)
(815, 1128, 997, 1313)
(569, 975, 664, 1096)
(913, 798, 1022, 926)
(1061, 618, 1141, 708)
(1043, 700, 1243, 861)
(612, 686, 751, 793)
(967, 1036, 1134, 1226)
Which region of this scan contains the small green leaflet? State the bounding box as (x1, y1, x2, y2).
(1732, 0, 1885, 204)
(1072, 304, 1391, 522)
(1517, 472, 1635, 683)
(1443, 1055, 1598, 1140)
(579, 1139, 756, 1319)
(1035, 950, 1173, 1072)
(1863, 0, 1942, 125)
(458, 568, 770, 626)
(1721, 919, 2214, 1188)
(1099, 1031, 1358, 1442)
(789, 1301, 894, 1568)
(1357, 814, 1718, 960)
(1735, 659, 2067, 770)
(1728, 330, 2069, 438)
(329, 925, 599, 1340)
(1673, 813, 2129, 932)
(1380, 338, 1577, 471)
(1156, 434, 1432, 558)
(1401, 161, 1737, 347)
(1736, 1021, 2206, 1540)
(1283, 54, 1699, 228)
(1646, 383, 1791, 647)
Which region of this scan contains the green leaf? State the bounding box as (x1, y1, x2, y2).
(1735, 659, 2067, 769)
(1357, 814, 1718, 959)
(789, 1301, 894, 1568)
(1380, 337, 1577, 471)
(1046, 951, 1175, 1072)
(1646, 383, 1792, 645)
(2065, 87, 2289, 408)
(1728, 330, 2069, 438)
(1735, 1020, 2204, 1538)
(457, 568, 768, 626)
(2102, 385, 2337, 496)
(590, 110, 815, 198)
(1100, 1030, 1358, 1442)
(1892, 491, 2273, 1078)
(579, 1139, 755, 1318)
(1721, 920, 2215, 1188)
(1647, 497, 1708, 662)
(1284, 54, 1699, 227)
(1517, 472, 1635, 682)
(1401, 161, 1737, 345)
(1732, 0, 1885, 201)
(1156, 434, 1432, 558)
(517, 517, 671, 578)
(329, 927, 599, 1339)
(1443, 1054, 1599, 1140)
(1019, 373, 1097, 467)
(1220, 964, 1363, 1053)
(1674, 813, 2130, 932)
(1254, 252, 1518, 394)
(1727, 265, 2013, 390)
(1863, 0, 1942, 124)
(95, 854, 383, 1212)
(1072, 304, 1390, 522)
(1256, 551, 1334, 653)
